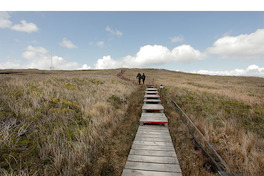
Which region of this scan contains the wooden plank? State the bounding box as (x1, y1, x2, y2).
(140, 118, 168, 122)
(138, 125, 168, 129)
(132, 144, 174, 151)
(135, 137, 172, 142)
(146, 88, 158, 91)
(124, 161, 182, 173)
(144, 99, 161, 103)
(122, 169, 182, 176)
(144, 94, 160, 99)
(145, 91, 159, 94)
(127, 155, 178, 164)
(137, 131, 170, 135)
(132, 141, 174, 147)
(141, 113, 166, 118)
(135, 133, 171, 138)
(137, 126, 169, 132)
(140, 113, 168, 123)
(130, 149, 177, 157)
(142, 104, 164, 111)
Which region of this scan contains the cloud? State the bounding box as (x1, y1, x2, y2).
(95, 44, 205, 69)
(21, 45, 79, 69)
(0, 12, 12, 28)
(60, 38, 78, 49)
(0, 45, 79, 70)
(77, 64, 91, 70)
(22, 45, 47, 60)
(192, 64, 264, 77)
(170, 36, 184, 43)
(11, 20, 38, 33)
(0, 12, 38, 33)
(96, 41, 104, 48)
(106, 26, 122, 36)
(207, 28, 264, 60)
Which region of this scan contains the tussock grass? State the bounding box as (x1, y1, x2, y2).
(0, 69, 137, 175)
(124, 68, 264, 175)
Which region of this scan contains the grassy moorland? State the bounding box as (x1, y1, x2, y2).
(0, 68, 263, 176)
(124, 69, 264, 175)
(0, 69, 144, 175)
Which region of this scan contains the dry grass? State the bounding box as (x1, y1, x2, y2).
(0, 69, 137, 175)
(1, 68, 263, 175)
(124, 68, 264, 175)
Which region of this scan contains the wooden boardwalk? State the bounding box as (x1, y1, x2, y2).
(122, 85, 182, 176)
(145, 91, 159, 94)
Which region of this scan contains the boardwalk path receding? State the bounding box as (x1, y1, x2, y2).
(122, 85, 182, 176)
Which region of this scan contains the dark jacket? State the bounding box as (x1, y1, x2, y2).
(141, 74, 145, 80)
(136, 73, 141, 79)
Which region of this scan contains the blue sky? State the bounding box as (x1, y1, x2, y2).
(0, 11, 264, 77)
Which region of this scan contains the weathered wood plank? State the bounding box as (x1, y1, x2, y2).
(137, 131, 170, 135)
(138, 126, 168, 130)
(122, 169, 182, 176)
(124, 161, 182, 173)
(142, 104, 164, 111)
(140, 117, 168, 123)
(141, 113, 166, 117)
(135, 137, 172, 142)
(131, 144, 174, 151)
(135, 134, 171, 139)
(145, 91, 159, 94)
(130, 149, 177, 157)
(146, 88, 158, 91)
(132, 141, 174, 147)
(144, 99, 161, 103)
(127, 155, 179, 164)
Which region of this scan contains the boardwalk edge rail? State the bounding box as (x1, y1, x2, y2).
(171, 98, 240, 176)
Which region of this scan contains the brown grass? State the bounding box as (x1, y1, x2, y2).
(1, 68, 263, 175)
(0, 69, 137, 175)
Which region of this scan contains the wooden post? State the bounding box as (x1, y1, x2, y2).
(160, 84, 163, 99)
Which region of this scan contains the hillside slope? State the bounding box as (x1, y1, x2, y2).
(0, 68, 263, 175)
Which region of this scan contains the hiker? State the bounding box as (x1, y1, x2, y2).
(142, 73, 146, 84)
(136, 73, 142, 85)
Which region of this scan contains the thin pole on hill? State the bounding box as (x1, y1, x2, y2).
(50, 49, 54, 70)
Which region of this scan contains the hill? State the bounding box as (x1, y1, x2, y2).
(0, 69, 263, 175)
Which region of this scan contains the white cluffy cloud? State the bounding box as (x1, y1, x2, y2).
(192, 64, 264, 77)
(0, 45, 82, 70)
(11, 20, 38, 33)
(77, 64, 91, 70)
(95, 44, 205, 69)
(60, 38, 78, 49)
(0, 12, 38, 33)
(170, 36, 184, 43)
(21, 45, 79, 69)
(106, 26, 122, 36)
(207, 28, 264, 60)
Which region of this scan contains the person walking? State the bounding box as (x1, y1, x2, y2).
(142, 73, 146, 84)
(136, 73, 142, 85)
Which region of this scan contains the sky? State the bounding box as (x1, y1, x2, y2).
(0, 11, 264, 77)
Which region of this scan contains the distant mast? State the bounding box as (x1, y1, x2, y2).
(50, 49, 54, 70)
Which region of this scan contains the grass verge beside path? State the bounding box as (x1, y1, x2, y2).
(86, 86, 145, 175)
